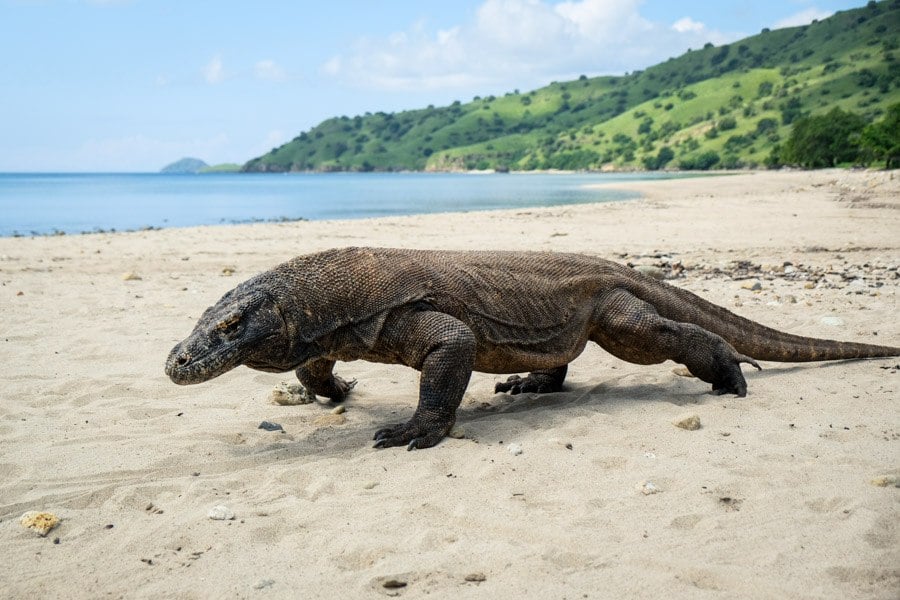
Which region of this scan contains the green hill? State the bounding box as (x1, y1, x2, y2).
(244, 1, 900, 172)
(199, 163, 242, 173)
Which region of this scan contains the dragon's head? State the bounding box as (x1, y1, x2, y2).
(165, 283, 291, 385)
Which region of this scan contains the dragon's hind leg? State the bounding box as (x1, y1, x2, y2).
(589, 289, 760, 396)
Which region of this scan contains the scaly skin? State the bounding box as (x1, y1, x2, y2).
(165, 247, 899, 450)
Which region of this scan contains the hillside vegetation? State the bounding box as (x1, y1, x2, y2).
(244, 1, 900, 172)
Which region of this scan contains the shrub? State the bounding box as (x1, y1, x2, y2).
(860, 102, 900, 167)
(718, 116, 738, 130)
(642, 146, 675, 170)
(779, 107, 867, 167)
(680, 151, 721, 170)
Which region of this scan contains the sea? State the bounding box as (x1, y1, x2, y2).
(0, 172, 684, 237)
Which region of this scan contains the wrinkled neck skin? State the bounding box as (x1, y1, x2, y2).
(165, 279, 307, 385)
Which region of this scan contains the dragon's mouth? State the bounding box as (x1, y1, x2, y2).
(165, 341, 243, 385)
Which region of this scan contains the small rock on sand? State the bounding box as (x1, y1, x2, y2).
(638, 481, 660, 495)
(870, 475, 900, 488)
(20, 511, 60, 536)
(269, 382, 315, 405)
(507, 443, 523, 456)
(741, 280, 762, 291)
(674, 414, 702, 431)
(447, 427, 466, 439)
(207, 505, 235, 521)
(633, 265, 665, 280)
(258, 420, 284, 432)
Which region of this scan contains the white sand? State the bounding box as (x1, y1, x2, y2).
(1, 169, 898, 598)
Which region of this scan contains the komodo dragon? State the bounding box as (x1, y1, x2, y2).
(165, 247, 899, 450)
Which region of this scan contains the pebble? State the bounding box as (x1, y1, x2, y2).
(447, 426, 466, 439)
(870, 475, 900, 488)
(269, 382, 315, 405)
(740, 280, 763, 291)
(253, 579, 275, 590)
(207, 505, 235, 521)
(19, 511, 60, 536)
(633, 265, 665, 280)
(507, 443, 523, 456)
(465, 572, 487, 582)
(674, 414, 702, 431)
(382, 579, 407, 589)
(330, 405, 346, 415)
(638, 481, 661, 495)
(819, 316, 845, 327)
(121, 272, 142, 281)
(258, 420, 284, 432)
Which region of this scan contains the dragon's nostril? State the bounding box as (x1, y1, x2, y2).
(176, 354, 190, 367)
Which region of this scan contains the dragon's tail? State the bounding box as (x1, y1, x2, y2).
(627, 275, 900, 363)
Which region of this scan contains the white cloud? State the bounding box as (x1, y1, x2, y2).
(203, 55, 225, 84)
(322, 0, 731, 92)
(254, 59, 286, 82)
(773, 8, 834, 29)
(671, 17, 706, 34)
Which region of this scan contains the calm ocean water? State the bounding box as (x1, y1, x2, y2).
(0, 172, 680, 237)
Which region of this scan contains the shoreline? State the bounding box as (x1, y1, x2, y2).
(1, 169, 657, 238)
(0, 168, 881, 240)
(2, 168, 898, 599)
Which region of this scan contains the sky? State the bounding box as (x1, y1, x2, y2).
(0, 0, 869, 172)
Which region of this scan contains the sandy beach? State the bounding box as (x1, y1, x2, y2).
(1, 169, 898, 599)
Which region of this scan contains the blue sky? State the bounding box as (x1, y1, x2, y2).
(0, 0, 867, 171)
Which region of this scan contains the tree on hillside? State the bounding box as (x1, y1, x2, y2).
(860, 103, 900, 168)
(679, 150, 721, 170)
(779, 107, 867, 168)
(642, 146, 675, 170)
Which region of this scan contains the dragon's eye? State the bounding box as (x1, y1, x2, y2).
(216, 314, 241, 334)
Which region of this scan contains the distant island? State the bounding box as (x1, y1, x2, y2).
(160, 157, 208, 173)
(160, 158, 241, 174)
(243, 1, 899, 173)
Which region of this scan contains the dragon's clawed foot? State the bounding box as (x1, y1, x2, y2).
(494, 372, 563, 395)
(705, 351, 761, 397)
(372, 410, 454, 451)
(330, 375, 357, 402)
